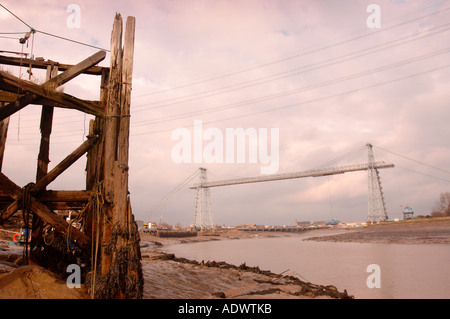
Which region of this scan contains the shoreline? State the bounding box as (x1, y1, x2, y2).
(139, 217, 450, 249)
(1, 217, 449, 299)
(304, 218, 450, 245)
(138, 218, 450, 299)
(139, 229, 355, 299)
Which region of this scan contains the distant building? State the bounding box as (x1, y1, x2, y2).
(295, 220, 310, 226)
(235, 224, 257, 229)
(403, 207, 414, 219)
(143, 222, 158, 230)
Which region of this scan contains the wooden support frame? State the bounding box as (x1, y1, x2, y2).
(0, 13, 141, 299)
(0, 173, 89, 245)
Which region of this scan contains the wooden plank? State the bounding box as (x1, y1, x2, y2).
(0, 50, 106, 118)
(0, 200, 18, 222)
(0, 173, 89, 245)
(44, 202, 88, 210)
(32, 65, 58, 254)
(0, 92, 39, 120)
(0, 113, 9, 171)
(33, 136, 98, 192)
(37, 190, 91, 202)
(0, 91, 20, 102)
(113, 16, 135, 228)
(0, 190, 91, 221)
(0, 190, 91, 202)
(0, 71, 105, 120)
(85, 69, 108, 242)
(100, 13, 123, 276)
(103, 14, 123, 203)
(44, 51, 106, 89)
(118, 16, 135, 166)
(0, 54, 108, 75)
(36, 65, 58, 183)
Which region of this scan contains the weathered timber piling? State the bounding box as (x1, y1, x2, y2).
(89, 13, 143, 299)
(0, 13, 142, 299)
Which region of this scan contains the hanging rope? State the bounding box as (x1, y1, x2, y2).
(21, 183, 34, 264)
(90, 181, 104, 299)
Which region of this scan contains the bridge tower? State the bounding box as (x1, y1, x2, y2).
(193, 168, 215, 230)
(367, 143, 388, 222)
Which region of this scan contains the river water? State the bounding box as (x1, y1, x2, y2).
(162, 232, 450, 299)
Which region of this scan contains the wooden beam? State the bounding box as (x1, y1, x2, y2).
(37, 190, 91, 202)
(103, 15, 123, 204)
(0, 70, 105, 120)
(36, 65, 58, 183)
(0, 92, 38, 120)
(0, 112, 9, 171)
(0, 190, 91, 219)
(0, 136, 98, 222)
(0, 173, 89, 245)
(33, 136, 98, 192)
(0, 200, 18, 222)
(114, 16, 135, 228)
(31, 64, 58, 256)
(0, 91, 20, 103)
(44, 51, 106, 89)
(0, 190, 91, 202)
(0, 50, 106, 119)
(0, 55, 108, 75)
(100, 13, 123, 276)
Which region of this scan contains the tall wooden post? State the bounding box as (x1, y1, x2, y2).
(30, 65, 59, 259)
(91, 13, 142, 299)
(0, 110, 8, 171)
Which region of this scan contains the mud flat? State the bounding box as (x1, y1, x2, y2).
(139, 228, 317, 247)
(0, 228, 352, 299)
(305, 218, 450, 244)
(140, 249, 352, 299)
(139, 229, 353, 299)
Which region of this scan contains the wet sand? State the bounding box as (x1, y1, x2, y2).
(139, 230, 352, 299)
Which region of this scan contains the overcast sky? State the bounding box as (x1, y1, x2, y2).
(1, 0, 450, 227)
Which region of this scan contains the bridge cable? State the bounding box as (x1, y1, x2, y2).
(373, 145, 450, 175)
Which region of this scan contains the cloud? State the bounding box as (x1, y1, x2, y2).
(0, 0, 449, 226)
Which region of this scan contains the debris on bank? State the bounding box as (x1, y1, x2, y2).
(147, 252, 353, 299)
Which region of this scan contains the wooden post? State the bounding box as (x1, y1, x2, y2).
(98, 13, 122, 283)
(84, 68, 108, 251)
(31, 64, 58, 259)
(0, 110, 9, 171)
(92, 13, 142, 299)
(36, 65, 58, 181)
(114, 16, 143, 299)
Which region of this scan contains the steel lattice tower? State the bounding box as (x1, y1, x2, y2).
(367, 144, 388, 222)
(193, 168, 215, 230)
